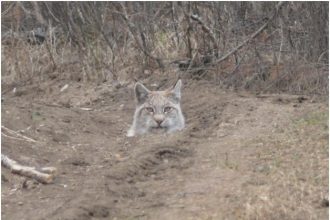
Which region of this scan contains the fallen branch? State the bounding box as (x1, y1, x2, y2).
(1, 154, 57, 184)
(2, 126, 37, 143)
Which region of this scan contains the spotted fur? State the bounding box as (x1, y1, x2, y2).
(127, 80, 185, 136)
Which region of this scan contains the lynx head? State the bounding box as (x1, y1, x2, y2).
(127, 80, 185, 137)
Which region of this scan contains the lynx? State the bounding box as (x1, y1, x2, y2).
(127, 80, 185, 137)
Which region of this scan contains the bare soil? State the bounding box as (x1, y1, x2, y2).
(1, 77, 328, 220)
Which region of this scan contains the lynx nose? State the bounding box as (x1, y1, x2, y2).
(154, 114, 165, 125)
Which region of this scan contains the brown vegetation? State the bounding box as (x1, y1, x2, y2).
(1, 2, 328, 220)
(1, 2, 328, 94)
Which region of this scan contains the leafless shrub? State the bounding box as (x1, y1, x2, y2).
(1, 2, 328, 94)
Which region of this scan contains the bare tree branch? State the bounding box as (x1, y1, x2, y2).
(119, 3, 165, 68)
(190, 14, 218, 54)
(215, 1, 287, 65)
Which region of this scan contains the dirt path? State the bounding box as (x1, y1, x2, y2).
(2, 79, 328, 220)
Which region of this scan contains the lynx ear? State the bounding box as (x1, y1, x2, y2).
(135, 82, 150, 104)
(169, 79, 182, 102)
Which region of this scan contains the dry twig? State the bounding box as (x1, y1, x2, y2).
(119, 3, 165, 68)
(2, 126, 37, 143)
(214, 1, 286, 65)
(190, 14, 218, 53)
(1, 154, 57, 184)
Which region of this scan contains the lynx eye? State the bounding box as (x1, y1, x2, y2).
(164, 106, 173, 113)
(145, 107, 154, 113)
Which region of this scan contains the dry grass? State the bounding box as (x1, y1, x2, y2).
(2, 37, 143, 86)
(229, 109, 329, 220)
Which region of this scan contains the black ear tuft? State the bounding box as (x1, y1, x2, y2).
(135, 82, 150, 104)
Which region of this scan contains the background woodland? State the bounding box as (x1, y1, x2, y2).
(2, 2, 329, 94)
